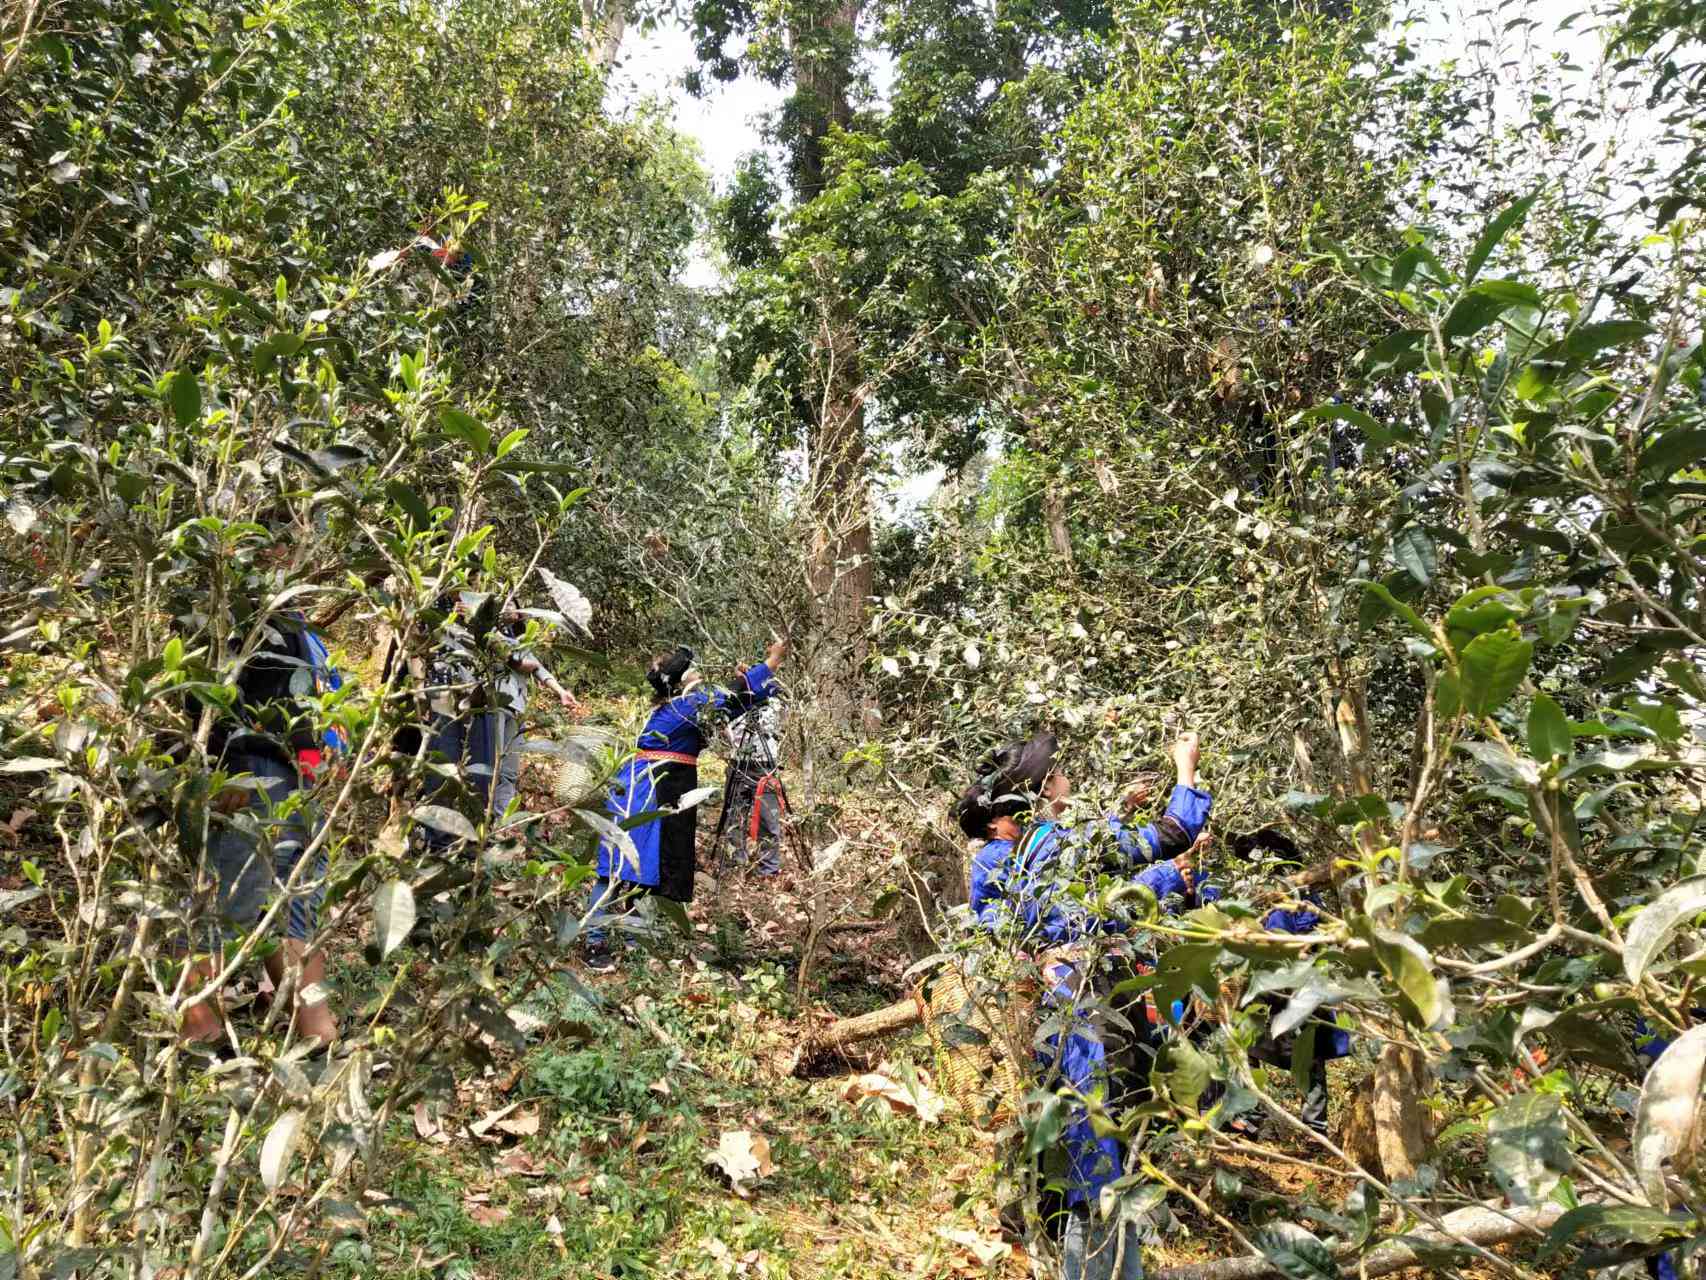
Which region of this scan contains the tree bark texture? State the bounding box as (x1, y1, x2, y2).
(1371, 1041, 1433, 1182)
(802, 996, 921, 1056)
(1043, 482, 1075, 574)
(1327, 678, 1431, 1182)
(793, 0, 874, 737)
(579, 0, 627, 70)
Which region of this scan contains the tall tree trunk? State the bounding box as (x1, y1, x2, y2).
(807, 313, 874, 734)
(793, 0, 873, 736)
(580, 0, 626, 71)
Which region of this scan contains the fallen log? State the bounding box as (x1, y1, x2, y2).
(808, 996, 922, 1053)
(1151, 1199, 1572, 1280)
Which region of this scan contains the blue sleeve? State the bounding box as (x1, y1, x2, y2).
(743, 661, 776, 699)
(710, 661, 776, 717)
(1138, 860, 1187, 900)
(1197, 883, 1223, 905)
(1263, 907, 1321, 934)
(1119, 784, 1213, 864)
(968, 843, 1005, 929)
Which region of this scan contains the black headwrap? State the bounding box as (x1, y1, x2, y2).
(954, 731, 1059, 839)
(1231, 827, 1302, 863)
(646, 645, 695, 699)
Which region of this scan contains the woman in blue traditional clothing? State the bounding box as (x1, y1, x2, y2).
(585, 637, 787, 967)
(954, 730, 1212, 1280)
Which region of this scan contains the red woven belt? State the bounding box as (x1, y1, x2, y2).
(636, 749, 698, 766)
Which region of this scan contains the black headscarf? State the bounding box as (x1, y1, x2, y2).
(954, 731, 1058, 839)
(646, 645, 695, 700)
(1231, 827, 1301, 863)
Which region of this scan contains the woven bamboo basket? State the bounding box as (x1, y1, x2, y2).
(919, 964, 1037, 1126)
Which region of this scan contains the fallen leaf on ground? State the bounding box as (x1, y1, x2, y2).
(495, 1107, 541, 1137)
(469, 1101, 529, 1139)
(413, 1102, 449, 1144)
(464, 1199, 510, 1227)
(0, 809, 36, 845)
(936, 1225, 1011, 1265)
(649, 1075, 672, 1097)
(705, 1129, 775, 1197)
(497, 1148, 547, 1178)
(838, 1068, 947, 1124)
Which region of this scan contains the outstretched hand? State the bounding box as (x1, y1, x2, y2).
(1172, 732, 1201, 787)
(1173, 830, 1212, 891)
(764, 635, 789, 668)
(1120, 772, 1160, 813)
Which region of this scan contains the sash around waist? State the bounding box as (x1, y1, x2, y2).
(635, 749, 698, 766)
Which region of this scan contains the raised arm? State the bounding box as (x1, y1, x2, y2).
(712, 637, 788, 718)
(1113, 733, 1211, 865)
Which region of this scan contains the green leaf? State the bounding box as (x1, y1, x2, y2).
(1487, 1092, 1573, 1206)
(1299, 404, 1404, 450)
(1465, 194, 1538, 283)
(1025, 1093, 1067, 1158)
(1355, 579, 1432, 640)
(252, 332, 304, 376)
(494, 428, 529, 459)
(1290, 1024, 1317, 1098)
(1391, 525, 1437, 586)
(411, 804, 476, 844)
(1621, 698, 1685, 743)
(1459, 626, 1533, 717)
(1362, 329, 1425, 375)
(372, 879, 416, 959)
(1526, 694, 1572, 764)
(1418, 915, 1531, 950)
(385, 481, 431, 531)
(439, 407, 492, 454)
(1538, 596, 1590, 646)
(1543, 320, 1654, 367)
(494, 458, 579, 476)
(1541, 1203, 1689, 1258)
(1445, 586, 1523, 636)
(1637, 426, 1706, 476)
(1444, 280, 1542, 341)
(169, 370, 202, 427)
(1251, 1226, 1339, 1280)
(1623, 876, 1706, 985)
(1152, 1038, 1212, 1110)
(1369, 926, 1447, 1029)
(1150, 943, 1223, 1015)
(654, 896, 692, 937)
(178, 277, 276, 324)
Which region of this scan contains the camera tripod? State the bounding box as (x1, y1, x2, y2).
(710, 706, 810, 876)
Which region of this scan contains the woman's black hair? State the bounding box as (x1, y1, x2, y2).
(953, 731, 1058, 839)
(646, 645, 695, 702)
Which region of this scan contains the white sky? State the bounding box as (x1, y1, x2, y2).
(605, 25, 782, 289)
